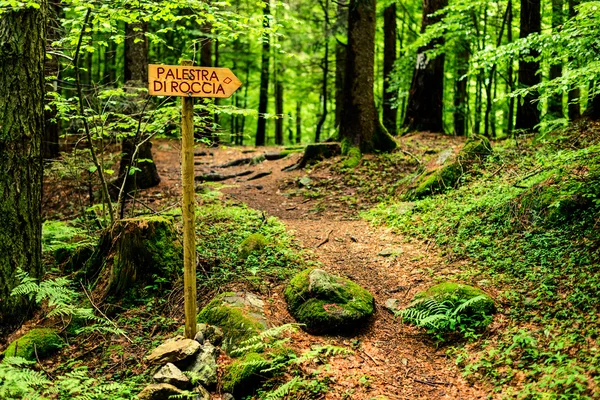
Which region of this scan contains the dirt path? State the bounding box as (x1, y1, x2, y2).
(191, 146, 490, 399)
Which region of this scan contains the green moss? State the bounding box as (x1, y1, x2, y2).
(222, 352, 269, 396)
(197, 293, 265, 350)
(2, 328, 62, 361)
(238, 233, 269, 260)
(413, 282, 496, 315)
(284, 268, 374, 334)
(342, 146, 362, 169)
(458, 136, 492, 162)
(411, 162, 464, 199)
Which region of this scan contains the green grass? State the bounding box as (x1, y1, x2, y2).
(363, 131, 600, 399)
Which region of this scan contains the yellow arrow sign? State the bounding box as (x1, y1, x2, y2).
(148, 64, 242, 98)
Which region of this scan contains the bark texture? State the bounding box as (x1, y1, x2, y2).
(548, 0, 563, 117)
(0, 0, 46, 333)
(256, 0, 270, 146)
(403, 0, 448, 133)
(334, 0, 347, 128)
(43, 3, 61, 159)
(382, 3, 398, 134)
(515, 0, 541, 131)
(567, 0, 580, 120)
(453, 41, 469, 136)
(339, 0, 396, 153)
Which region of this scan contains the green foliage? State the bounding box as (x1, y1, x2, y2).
(0, 357, 136, 400)
(2, 329, 62, 361)
(238, 233, 269, 260)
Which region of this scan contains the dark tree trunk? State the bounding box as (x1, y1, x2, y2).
(256, 0, 271, 146)
(0, 0, 46, 333)
(315, 20, 329, 143)
(403, 0, 448, 133)
(275, 74, 284, 145)
(335, 0, 347, 127)
(296, 101, 302, 144)
(585, 84, 600, 120)
(453, 41, 469, 136)
(567, 0, 580, 120)
(515, 0, 541, 131)
(118, 21, 160, 195)
(43, 3, 61, 159)
(339, 0, 396, 153)
(507, 0, 515, 136)
(198, 21, 217, 143)
(548, 0, 563, 117)
(382, 3, 398, 134)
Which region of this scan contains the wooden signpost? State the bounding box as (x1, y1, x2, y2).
(148, 61, 242, 339)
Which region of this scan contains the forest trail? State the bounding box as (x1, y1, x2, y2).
(183, 145, 491, 399)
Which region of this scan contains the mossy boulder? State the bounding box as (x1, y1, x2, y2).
(284, 268, 374, 334)
(458, 136, 492, 162)
(238, 233, 268, 260)
(411, 162, 464, 199)
(88, 215, 182, 298)
(197, 292, 267, 352)
(2, 328, 62, 361)
(413, 282, 496, 316)
(221, 352, 270, 396)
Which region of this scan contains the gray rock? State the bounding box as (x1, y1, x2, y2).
(185, 342, 218, 388)
(196, 323, 224, 346)
(137, 383, 182, 400)
(194, 330, 204, 345)
(222, 394, 235, 400)
(153, 363, 190, 389)
(384, 298, 402, 314)
(194, 385, 210, 400)
(146, 338, 201, 365)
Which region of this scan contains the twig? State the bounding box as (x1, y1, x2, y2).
(413, 378, 449, 386)
(401, 149, 422, 165)
(33, 344, 53, 380)
(80, 283, 133, 343)
(513, 166, 551, 187)
(361, 349, 380, 366)
(316, 229, 333, 248)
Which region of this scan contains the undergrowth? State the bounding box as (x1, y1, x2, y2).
(364, 126, 600, 398)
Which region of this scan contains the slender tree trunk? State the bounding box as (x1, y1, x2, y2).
(382, 3, 398, 134)
(43, 3, 61, 159)
(567, 0, 580, 120)
(453, 41, 469, 136)
(275, 73, 284, 145)
(507, 0, 515, 136)
(515, 0, 541, 131)
(0, 0, 46, 333)
(402, 0, 448, 133)
(315, 22, 329, 143)
(339, 0, 396, 152)
(335, 0, 347, 127)
(296, 101, 302, 144)
(256, 0, 271, 146)
(118, 21, 160, 195)
(198, 21, 216, 143)
(548, 0, 563, 117)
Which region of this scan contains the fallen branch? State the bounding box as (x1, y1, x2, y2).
(195, 170, 254, 182)
(245, 171, 272, 181)
(216, 154, 265, 168)
(80, 283, 133, 344)
(316, 229, 333, 248)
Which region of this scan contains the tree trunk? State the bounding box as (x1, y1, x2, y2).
(119, 21, 160, 196)
(515, 0, 541, 131)
(43, 3, 61, 159)
(402, 0, 448, 133)
(256, 0, 271, 146)
(339, 0, 396, 153)
(315, 23, 329, 143)
(382, 3, 398, 134)
(0, 0, 46, 333)
(548, 0, 563, 117)
(275, 75, 284, 145)
(507, 0, 515, 136)
(567, 0, 580, 120)
(334, 0, 347, 127)
(296, 101, 302, 144)
(453, 41, 469, 136)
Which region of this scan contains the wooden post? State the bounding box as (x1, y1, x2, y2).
(181, 59, 197, 339)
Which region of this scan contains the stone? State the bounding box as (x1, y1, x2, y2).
(1, 328, 62, 361)
(378, 247, 402, 257)
(194, 331, 204, 345)
(384, 299, 402, 314)
(137, 383, 182, 400)
(146, 338, 201, 365)
(197, 292, 267, 352)
(186, 342, 218, 388)
(153, 363, 190, 389)
(196, 323, 224, 346)
(222, 394, 235, 400)
(284, 268, 375, 334)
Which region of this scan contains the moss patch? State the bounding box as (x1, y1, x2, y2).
(197, 292, 266, 352)
(2, 328, 62, 361)
(284, 269, 374, 334)
(221, 352, 270, 396)
(238, 233, 268, 260)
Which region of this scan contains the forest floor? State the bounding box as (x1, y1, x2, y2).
(143, 136, 492, 399)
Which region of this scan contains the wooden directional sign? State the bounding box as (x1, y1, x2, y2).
(148, 64, 242, 98)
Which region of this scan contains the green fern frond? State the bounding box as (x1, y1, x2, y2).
(263, 377, 304, 399)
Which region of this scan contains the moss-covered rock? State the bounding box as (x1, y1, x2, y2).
(197, 292, 267, 352)
(411, 162, 464, 199)
(2, 328, 62, 361)
(88, 215, 182, 298)
(238, 233, 268, 260)
(284, 268, 374, 334)
(413, 282, 496, 316)
(221, 352, 270, 396)
(458, 136, 493, 162)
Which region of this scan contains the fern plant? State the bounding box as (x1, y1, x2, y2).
(400, 295, 493, 340)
